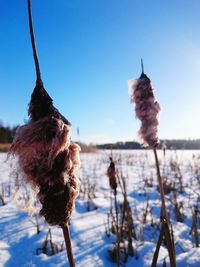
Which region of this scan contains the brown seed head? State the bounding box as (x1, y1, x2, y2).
(9, 111, 81, 226)
(128, 73, 160, 148)
(107, 157, 117, 193)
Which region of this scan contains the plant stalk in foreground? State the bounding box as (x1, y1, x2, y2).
(9, 1, 80, 266)
(62, 225, 75, 267)
(152, 148, 176, 267)
(128, 61, 176, 266)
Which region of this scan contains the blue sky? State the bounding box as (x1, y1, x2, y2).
(0, 0, 200, 144)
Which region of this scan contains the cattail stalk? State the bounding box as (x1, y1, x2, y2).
(128, 60, 176, 267)
(192, 209, 199, 248)
(27, 0, 42, 84)
(107, 158, 120, 266)
(62, 225, 75, 267)
(9, 1, 80, 266)
(153, 148, 167, 218)
(114, 192, 120, 267)
(151, 222, 165, 267)
(27, 1, 77, 265)
(151, 146, 176, 265)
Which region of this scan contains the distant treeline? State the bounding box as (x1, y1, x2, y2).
(97, 140, 200, 150)
(1, 122, 200, 150)
(0, 124, 18, 143)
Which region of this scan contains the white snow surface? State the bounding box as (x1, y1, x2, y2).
(0, 149, 200, 266)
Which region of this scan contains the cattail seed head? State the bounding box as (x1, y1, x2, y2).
(107, 157, 117, 193)
(9, 88, 81, 226)
(10, 0, 81, 227)
(128, 72, 161, 148)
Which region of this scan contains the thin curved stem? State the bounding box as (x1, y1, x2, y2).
(27, 0, 42, 84)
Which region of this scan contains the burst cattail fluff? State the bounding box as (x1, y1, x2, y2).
(107, 157, 117, 193)
(9, 0, 81, 227)
(9, 83, 81, 226)
(128, 71, 161, 148)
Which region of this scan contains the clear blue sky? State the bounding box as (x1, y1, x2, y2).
(0, 0, 200, 144)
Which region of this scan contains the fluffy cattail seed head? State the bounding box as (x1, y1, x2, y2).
(10, 0, 81, 227)
(9, 88, 81, 226)
(128, 72, 160, 148)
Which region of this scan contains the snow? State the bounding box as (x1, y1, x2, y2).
(1, 150, 200, 266)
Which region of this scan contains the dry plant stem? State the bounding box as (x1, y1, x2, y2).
(27, 0, 42, 83)
(62, 225, 75, 267)
(153, 148, 176, 267)
(170, 221, 176, 256)
(153, 148, 167, 218)
(117, 174, 126, 234)
(192, 211, 199, 247)
(110, 189, 113, 214)
(151, 222, 165, 267)
(0, 195, 5, 206)
(164, 222, 176, 266)
(120, 197, 127, 235)
(114, 192, 120, 267)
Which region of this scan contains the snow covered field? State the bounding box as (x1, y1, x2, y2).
(1, 149, 200, 267)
